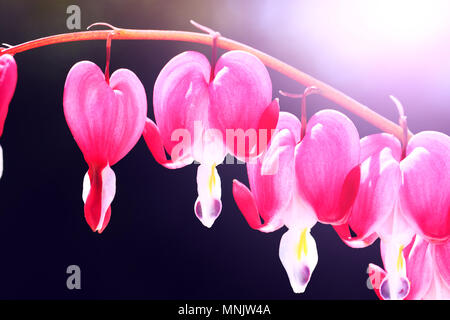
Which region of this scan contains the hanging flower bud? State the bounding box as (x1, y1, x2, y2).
(0, 54, 18, 178)
(144, 50, 279, 228)
(64, 61, 147, 232)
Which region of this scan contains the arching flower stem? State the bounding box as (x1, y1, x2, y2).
(0, 25, 412, 141)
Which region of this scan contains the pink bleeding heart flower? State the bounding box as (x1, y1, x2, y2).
(335, 96, 450, 299)
(64, 61, 147, 233)
(400, 130, 450, 243)
(233, 111, 317, 293)
(0, 54, 18, 178)
(144, 50, 279, 228)
(233, 90, 361, 293)
(368, 236, 450, 300)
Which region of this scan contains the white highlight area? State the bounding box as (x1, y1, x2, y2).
(351, 0, 450, 43)
(295, 0, 450, 58)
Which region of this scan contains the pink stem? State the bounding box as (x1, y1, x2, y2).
(300, 87, 319, 140)
(280, 87, 319, 140)
(190, 20, 221, 83)
(390, 95, 408, 159)
(104, 32, 113, 84)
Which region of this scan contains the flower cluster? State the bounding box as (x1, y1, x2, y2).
(0, 33, 448, 299)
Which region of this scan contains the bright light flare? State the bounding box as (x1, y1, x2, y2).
(294, 0, 450, 58)
(355, 0, 450, 44)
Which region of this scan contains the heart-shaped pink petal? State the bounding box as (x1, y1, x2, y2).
(209, 50, 276, 160)
(63, 61, 147, 167)
(400, 131, 450, 242)
(295, 109, 360, 224)
(347, 134, 402, 241)
(0, 54, 17, 137)
(152, 51, 211, 161)
(64, 60, 147, 233)
(234, 112, 300, 232)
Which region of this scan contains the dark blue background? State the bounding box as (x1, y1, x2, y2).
(0, 0, 448, 299)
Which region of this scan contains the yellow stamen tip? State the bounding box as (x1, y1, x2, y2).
(397, 245, 405, 272)
(296, 228, 308, 260)
(208, 163, 216, 195)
